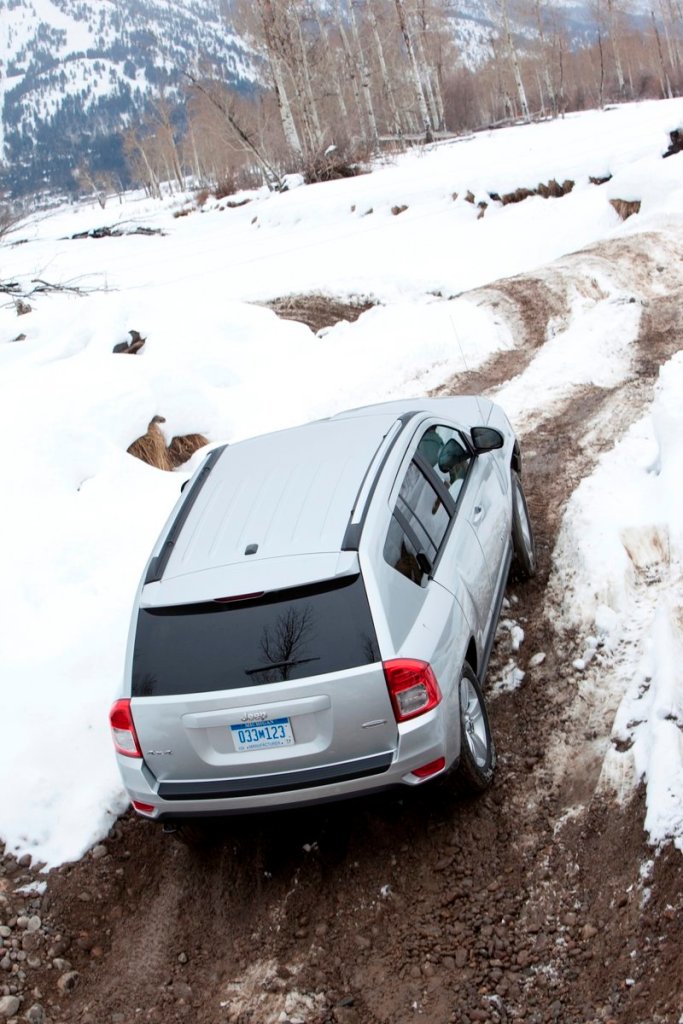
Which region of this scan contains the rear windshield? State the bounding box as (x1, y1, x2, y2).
(132, 574, 380, 697)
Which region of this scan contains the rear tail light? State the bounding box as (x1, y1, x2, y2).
(109, 699, 143, 758)
(383, 659, 442, 722)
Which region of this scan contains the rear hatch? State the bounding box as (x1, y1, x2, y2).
(130, 572, 397, 798)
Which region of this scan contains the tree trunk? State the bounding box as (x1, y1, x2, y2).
(415, 0, 446, 130)
(499, 0, 530, 121)
(349, 0, 379, 149)
(293, 8, 324, 151)
(394, 0, 433, 132)
(661, 0, 681, 75)
(367, 2, 403, 136)
(336, 13, 367, 143)
(257, 0, 304, 159)
(535, 0, 558, 115)
(606, 0, 627, 96)
(314, 10, 350, 127)
(652, 8, 674, 96)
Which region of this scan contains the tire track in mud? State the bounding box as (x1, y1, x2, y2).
(30, 233, 683, 1024)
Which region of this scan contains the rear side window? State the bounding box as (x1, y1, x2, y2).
(132, 575, 380, 697)
(396, 461, 450, 556)
(383, 459, 452, 585)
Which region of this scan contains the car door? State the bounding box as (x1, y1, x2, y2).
(410, 422, 494, 645)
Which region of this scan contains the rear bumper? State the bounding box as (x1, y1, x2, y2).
(116, 710, 454, 818)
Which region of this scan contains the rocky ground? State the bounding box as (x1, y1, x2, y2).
(1, 233, 681, 1024)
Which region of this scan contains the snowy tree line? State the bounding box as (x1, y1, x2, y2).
(120, 0, 683, 197)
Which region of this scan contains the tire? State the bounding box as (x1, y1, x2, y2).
(510, 470, 537, 580)
(453, 663, 496, 796)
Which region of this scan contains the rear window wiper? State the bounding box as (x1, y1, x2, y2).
(245, 657, 320, 675)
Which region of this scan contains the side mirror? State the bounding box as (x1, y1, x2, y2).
(470, 426, 504, 453)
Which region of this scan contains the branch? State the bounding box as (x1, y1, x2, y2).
(183, 71, 285, 191)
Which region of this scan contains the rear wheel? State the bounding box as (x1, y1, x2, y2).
(510, 470, 536, 580)
(453, 664, 495, 796)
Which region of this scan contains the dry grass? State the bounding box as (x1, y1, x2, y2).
(266, 294, 375, 333)
(610, 199, 641, 221)
(127, 417, 209, 471)
(168, 433, 210, 468)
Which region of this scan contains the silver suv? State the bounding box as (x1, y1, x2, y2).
(110, 397, 535, 829)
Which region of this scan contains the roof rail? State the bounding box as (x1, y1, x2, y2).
(341, 412, 419, 551)
(144, 444, 227, 584)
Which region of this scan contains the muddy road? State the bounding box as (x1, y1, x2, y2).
(1, 233, 681, 1024)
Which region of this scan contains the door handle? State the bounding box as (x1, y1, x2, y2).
(472, 504, 484, 522)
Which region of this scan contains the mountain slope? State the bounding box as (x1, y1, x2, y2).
(0, 0, 256, 195)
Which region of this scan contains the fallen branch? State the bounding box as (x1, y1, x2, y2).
(1, 277, 110, 306)
(30, 279, 91, 295)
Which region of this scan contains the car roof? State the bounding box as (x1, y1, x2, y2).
(157, 411, 401, 583)
(145, 395, 494, 598)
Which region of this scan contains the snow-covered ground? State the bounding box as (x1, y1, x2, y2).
(1, 99, 682, 865)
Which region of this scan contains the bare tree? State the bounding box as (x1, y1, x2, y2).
(350, 0, 379, 148)
(254, 0, 305, 159)
(184, 72, 285, 189)
(394, 0, 433, 133)
(367, 1, 403, 136)
(498, 0, 531, 121)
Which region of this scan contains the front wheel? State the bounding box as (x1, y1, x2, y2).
(510, 470, 536, 580)
(452, 664, 496, 796)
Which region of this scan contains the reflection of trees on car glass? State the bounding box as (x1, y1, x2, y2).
(362, 632, 381, 664)
(248, 605, 320, 683)
(137, 672, 158, 697)
(384, 515, 423, 585)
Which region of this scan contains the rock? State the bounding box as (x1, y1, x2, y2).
(581, 924, 598, 940)
(177, 952, 188, 964)
(91, 845, 108, 860)
(21, 932, 42, 953)
(0, 995, 20, 1017)
(48, 938, 70, 958)
(26, 917, 41, 934)
(56, 970, 79, 993)
(25, 1005, 44, 1024)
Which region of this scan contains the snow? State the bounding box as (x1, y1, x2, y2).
(2, 98, 683, 865)
(551, 352, 683, 851)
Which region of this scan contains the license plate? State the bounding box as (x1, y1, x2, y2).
(230, 717, 294, 752)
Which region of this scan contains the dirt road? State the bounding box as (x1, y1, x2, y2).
(1, 233, 681, 1024)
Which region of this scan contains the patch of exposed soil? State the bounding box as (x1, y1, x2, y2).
(6, 233, 682, 1024)
(266, 295, 375, 333)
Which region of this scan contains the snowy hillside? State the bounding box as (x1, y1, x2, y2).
(0, 0, 256, 194)
(1, 98, 683, 866)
